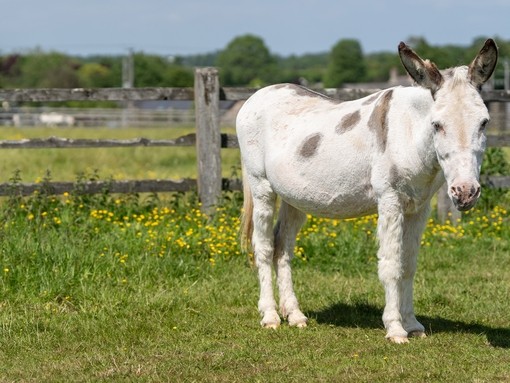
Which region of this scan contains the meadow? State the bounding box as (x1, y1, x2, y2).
(0, 127, 509, 382)
(0, 126, 241, 182)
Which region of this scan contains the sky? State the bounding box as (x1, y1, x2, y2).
(2, 0, 509, 57)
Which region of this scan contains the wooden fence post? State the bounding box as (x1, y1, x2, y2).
(194, 67, 221, 214)
(437, 182, 461, 224)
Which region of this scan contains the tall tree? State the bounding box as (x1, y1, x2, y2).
(19, 51, 80, 88)
(364, 51, 402, 82)
(77, 63, 113, 88)
(217, 34, 276, 86)
(325, 39, 366, 87)
(133, 54, 193, 87)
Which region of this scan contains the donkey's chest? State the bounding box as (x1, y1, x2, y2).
(381, 165, 444, 214)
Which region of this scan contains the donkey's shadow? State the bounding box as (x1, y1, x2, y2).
(308, 302, 510, 348)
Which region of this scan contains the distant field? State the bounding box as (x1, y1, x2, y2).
(0, 126, 241, 183)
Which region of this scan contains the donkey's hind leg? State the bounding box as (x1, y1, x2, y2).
(251, 180, 280, 328)
(274, 201, 308, 327)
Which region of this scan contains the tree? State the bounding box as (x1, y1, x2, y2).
(133, 53, 193, 87)
(77, 62, 113, 88)
(407, 36, 465, 68)
(18, 51, 80, 88)
(164, 66, 193, 87)
(217, 34, 276, 86)
(276, 53, 328, 85)
(324, 39, 366, 87)
(364, 52, 402, 82)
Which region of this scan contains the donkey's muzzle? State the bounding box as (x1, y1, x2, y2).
(449, 181, 481, 211)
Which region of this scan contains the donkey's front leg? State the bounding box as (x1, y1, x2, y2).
(377, 194, 409, 343)
(400, 206, 430, 338)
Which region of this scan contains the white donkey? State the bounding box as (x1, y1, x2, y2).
(236, 39, 498, 343)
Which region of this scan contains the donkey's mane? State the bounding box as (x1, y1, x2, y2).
(442, 66, 470, 89)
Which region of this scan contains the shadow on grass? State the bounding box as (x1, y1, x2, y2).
(309, 302, 510, 348)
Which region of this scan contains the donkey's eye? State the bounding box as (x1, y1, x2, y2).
(432, 121, 444, 133)
(480, 118, 489, 131)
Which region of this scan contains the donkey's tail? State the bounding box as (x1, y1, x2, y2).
(239, 165, 254, 253)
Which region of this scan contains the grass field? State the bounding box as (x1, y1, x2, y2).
(0, 126, 241, 182)
(0, 126, 509, 382)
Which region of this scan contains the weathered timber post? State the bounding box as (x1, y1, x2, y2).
(194, 67, 222, 214)
(437, 182, 461, 224)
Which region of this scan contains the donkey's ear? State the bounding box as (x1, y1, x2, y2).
(469, 39, 498, 88)
(398, 42, 443, 94)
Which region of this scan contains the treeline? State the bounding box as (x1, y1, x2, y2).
(1, 35, 509, 90)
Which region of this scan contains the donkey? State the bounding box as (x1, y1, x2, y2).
(236, 39, 498, 343)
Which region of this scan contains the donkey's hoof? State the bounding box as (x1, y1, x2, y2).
(288, 312, 308, 328)
(408, 330, 427, 338)
(261, 311, 281, 329)
(387, 335, 409, 344)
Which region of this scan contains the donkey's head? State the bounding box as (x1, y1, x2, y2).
(399, 39, 498, 211)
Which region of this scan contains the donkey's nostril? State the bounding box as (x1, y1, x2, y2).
(450, 185, 464, 198)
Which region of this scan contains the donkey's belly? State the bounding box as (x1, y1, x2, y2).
(267, 163, 378, 219)
(283, 191, 378, 219)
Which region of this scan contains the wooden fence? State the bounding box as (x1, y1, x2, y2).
(1, 67, 510, 215)
(0, 106, 196, 127)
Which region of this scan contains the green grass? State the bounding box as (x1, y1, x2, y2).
(0, 127, 509, 381)
(0, 126, 241, 182)
(0, 187, 509, 382)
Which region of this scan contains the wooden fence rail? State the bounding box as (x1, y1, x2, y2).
(1, 68, 510, 215)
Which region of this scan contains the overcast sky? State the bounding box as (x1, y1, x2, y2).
(2, 0, 509, 57)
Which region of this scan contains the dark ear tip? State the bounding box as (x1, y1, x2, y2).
(485, 38, 498, 49)
(398, 42, 407, 51)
